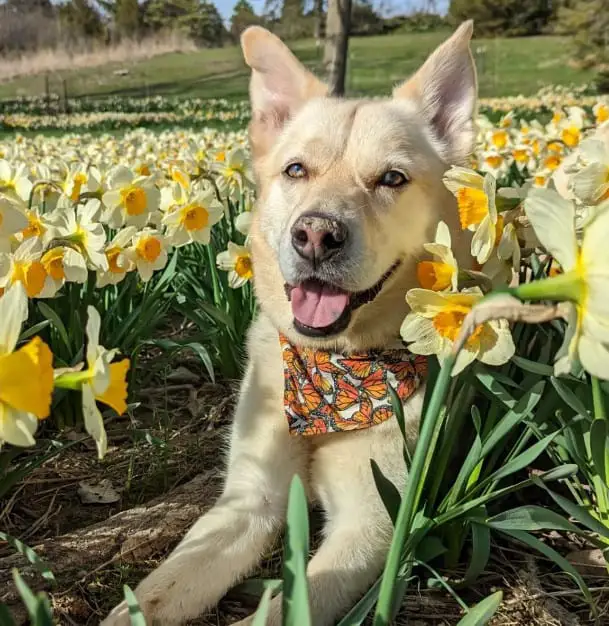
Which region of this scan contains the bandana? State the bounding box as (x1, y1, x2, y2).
(280, 333, 427, 436)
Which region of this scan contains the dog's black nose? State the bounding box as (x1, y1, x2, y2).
(291, 213, 348, 264)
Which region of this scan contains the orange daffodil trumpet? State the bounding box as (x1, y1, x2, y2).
(416, 221, 459, 292)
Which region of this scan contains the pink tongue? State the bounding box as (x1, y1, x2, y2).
(291, 282, 350, 328)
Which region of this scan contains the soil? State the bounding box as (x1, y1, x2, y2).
(1, 358, 608, 626)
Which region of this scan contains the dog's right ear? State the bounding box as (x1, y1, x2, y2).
(241, 27, 327, 156)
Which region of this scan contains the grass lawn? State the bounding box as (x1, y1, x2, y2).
(0, 31, 594, 102)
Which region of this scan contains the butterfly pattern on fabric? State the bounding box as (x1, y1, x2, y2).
(279, 333, 428, 436)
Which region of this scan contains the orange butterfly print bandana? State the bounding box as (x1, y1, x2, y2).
(279, 333, 427, 436)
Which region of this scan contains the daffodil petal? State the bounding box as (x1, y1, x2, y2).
(82, 383, 108, 460)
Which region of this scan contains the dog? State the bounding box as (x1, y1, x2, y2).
(103, 21, 476, 626)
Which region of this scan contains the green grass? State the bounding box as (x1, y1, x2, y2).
(0, 32, 594, 102)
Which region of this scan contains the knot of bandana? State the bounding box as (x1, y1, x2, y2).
(280, 333, 427, 436)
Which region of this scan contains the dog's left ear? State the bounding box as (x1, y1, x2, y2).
(394, 21, 477, 165)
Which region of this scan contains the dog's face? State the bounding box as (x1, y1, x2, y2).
(241, 24, 477, 351)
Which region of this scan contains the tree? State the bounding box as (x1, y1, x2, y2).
(324, 0, 352, 95)
(115, 0, 140, 38)
(230, 0, 261, 40)
(59, 0, 105, 40)
(144, 0, 225, 46)
(449, 0, 556, 37)
(555, 0, 609, 67)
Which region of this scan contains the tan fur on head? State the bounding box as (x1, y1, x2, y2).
(240, 23, 477, 352)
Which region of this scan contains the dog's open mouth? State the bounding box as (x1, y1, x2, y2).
(285, 261, 401, 337)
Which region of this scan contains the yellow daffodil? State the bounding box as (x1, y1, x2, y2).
(0, 238, 56, 298)
(0, 284, 54, 447)
(216, 241, 253, 288)
(523, 188, 609, 379)
(416, 221, 458, 292)
(127, 228, 169, 282)
(55, 307, 129, 459)
(594, 103, 609, 125)
(443, 166, 498, 265)
(401, 287, 515, 376)
(162, 185, 223, 247)
(97, 227, 136, 288)
(102, 166, 160, 228)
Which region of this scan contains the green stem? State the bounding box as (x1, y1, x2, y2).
(373, 353, 456, 625)
(511, 271, 584, 303)
(592, 376, 606, 420)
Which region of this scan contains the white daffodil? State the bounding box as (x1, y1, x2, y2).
(213, 148, 254, 201)
(159, 180, 190, 214)
(0, 238, 56, 298)
(401, 287, 515, 376)
(523, 188, 609, 379)
(55, 307, 129, 459)
(41, 246, 88, 290)
(480, 150, 508, 178)
(569, 138, 609, 205)
(62, 163, 102, 203)
(217, 241, 253, 288)
(416, 221, 458, 292)
(0, 160, 32, 204)
(162, 184, 223, 247)
(0, 284, 53, 448)
(511, 144, 536, 172)
(443, 166, 498, 264)
(486, 128, 510, 151)
(594, 102, 609, 125)
(0, 197, 28, 253)
(97, 227, 136, 288)
(49, 199, 108, 270)
(14, 208, 54, 246)
(102, 166, 160, 228)
(128, 228, 169, 283)
(234, 210, 253, 237)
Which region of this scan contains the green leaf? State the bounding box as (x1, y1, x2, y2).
(462, 516, 490, 587)
(389, 384, 412, 468)
(414, 535, 447, 563)
(232, 579, 282, 599)
(12, 570, 53, 625)
(500, 530, 594, 609)
(370, 460, 401, 525)
(487, 506, 581, 533)
(145, 339, 215, 382)
(532, 478, 609, 539)
(511, 356, 554, 377)
(0, 533, 55, 583)
(0, 604, 16, 626)
(590, 419, 609, 486)
(336, 578, 381, 626)
(252, 587, 274, 626)
(481, 382, 545, 457)
(37, 302, 71, 352)
(455, 591, 503, 626)
(282, 475, 311, 626)
(123, 585, 147, 626)
(551, 377, 590, 418)
(483, 432, 557, 486)
(18, 319, 51, 342)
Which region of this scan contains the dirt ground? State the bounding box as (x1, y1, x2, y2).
(1, 356, 608, 626)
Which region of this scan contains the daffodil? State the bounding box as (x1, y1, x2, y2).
(0, 197, 28, 253)
(0, 284, 54, 448)
(416, 221, 458, 292)
(522, 188, 609, 378)
(102, 166, 160, 228)
(401, 287, 515, 376)
(41, 246, 88, 290)
(594, 103, 609, 125)
(217, 242, 253, 288)
(62, 163, 102, 203)
(49, 199, 108, 270)
(569, 138, 609, 205)
(234, 210, 253, 237)
(55, 307, 129, 459)
(14, 208, 53, 246)
(162, 185, 223, 247)
(480, 150, 508, 178)
(97, 227, 136, 288)
(213, 148, 254, 201)
(0, 238, 56, 298)
(128, 228, 169, 282)
(0, 160, 32, 204)
(443, 166, 498, 264)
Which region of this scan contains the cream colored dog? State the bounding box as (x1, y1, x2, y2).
(103, 21, 476, 626)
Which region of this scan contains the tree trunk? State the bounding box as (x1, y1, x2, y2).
(323, 0, 352, 96)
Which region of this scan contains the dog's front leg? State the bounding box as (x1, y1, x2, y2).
(102, 351, 307, 626)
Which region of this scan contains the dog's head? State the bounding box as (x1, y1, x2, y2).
(241, 24, 477, 351)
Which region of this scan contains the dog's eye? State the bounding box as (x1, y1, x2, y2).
(378, 170, 409, 188)
(284, 163, 307, 179)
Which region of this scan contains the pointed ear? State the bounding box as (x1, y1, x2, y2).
(393, 21, 477, 165)
(241, 26, 327, 156)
